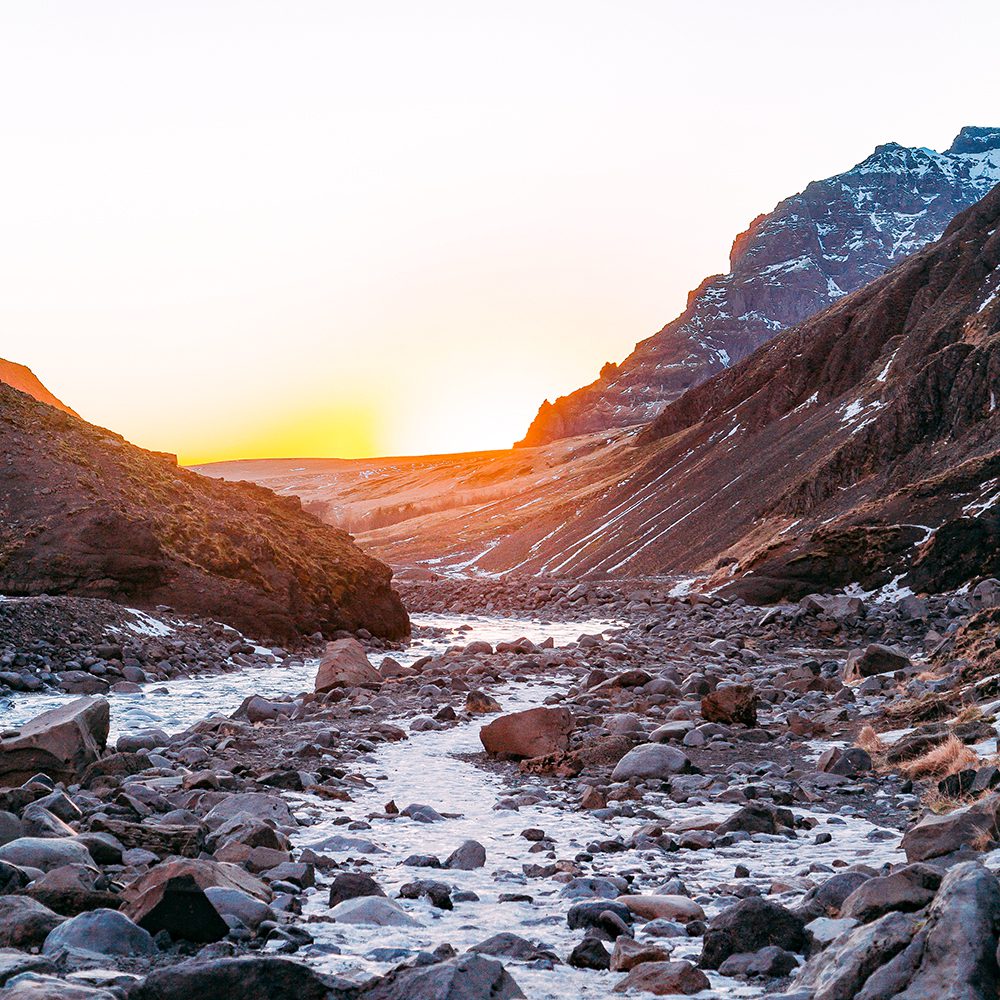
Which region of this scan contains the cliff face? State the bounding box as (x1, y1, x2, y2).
(0, 358, 79, 417)
(518, 126, 1000, 447)
(0, 383, 409, 641)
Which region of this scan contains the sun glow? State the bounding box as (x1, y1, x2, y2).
(3, 1, 997, 464)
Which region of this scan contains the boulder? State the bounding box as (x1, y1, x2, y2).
(0, 697, 109, 786)
(445, 840, 487, 870)
(700, 897, 808, 969)
(327, 872, 386, 908)
(610, 743, 689, 781)
(0, 837, 95, 872)
(843, 644, 910, 682)
(468, 933, 559, 963)
(314, 638, 383, 693)
(129, 956, 356, 1000)
(895, 862, 1000, 1000)
(359, 954, 524, 1000)
(793, 910, 921, 1000)
(701, 683, 758, 726)
(0, 973, 118, 999)
(901, 794, 1000, 862)
(204, 886, 275, 929)
(479, 707, 573, 760)
(202, 792, 297, 831)
(328, 896, 419, 927)
(123, 859, 270, 943)
(716, 802, 794, 836)
(610, 937, 673, 972)
(466, 691, 501, 714)
(42, 908, 155, 958)
(612, 960, 710, 995)
(617, 894, 705, 923)
(841, 865, 941, 922)
(718, 945, 798, 979)
(0, 897, 63, 948)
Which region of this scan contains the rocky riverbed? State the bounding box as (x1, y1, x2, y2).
(1, 579, 1000, 998)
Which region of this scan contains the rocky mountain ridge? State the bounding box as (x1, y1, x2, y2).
(0, 382, 408, 641)
(482, 180, 1000, 596)
(0, 358, 78, 418)
(518, 125, 1000, 447)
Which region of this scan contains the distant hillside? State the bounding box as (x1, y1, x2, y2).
(518, 125, 1000, 447)
(0, 385, 408, 641)
(0, 358, 79, 416)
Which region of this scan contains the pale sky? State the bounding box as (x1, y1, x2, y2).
(2, 1, 999, 464)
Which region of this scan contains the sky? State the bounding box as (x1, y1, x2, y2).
(2, 1, 999, 465)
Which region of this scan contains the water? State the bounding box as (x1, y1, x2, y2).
(0, 610, 905, 996)
(289, 678, 904, 998)
(0, 612, 625, 741)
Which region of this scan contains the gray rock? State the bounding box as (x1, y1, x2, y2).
(205, 886, 275, 930)
(328, 896, 419, 927)
(359, 953, 524, 1000)
(610, 743, 689, 781)
(42, 908, 156, 958)
(445, 840, 486, 870)
(0, 837, 94, 872)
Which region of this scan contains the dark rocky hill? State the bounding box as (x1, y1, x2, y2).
(518, 126, 1000, 447)
(0, 382, 408, 641)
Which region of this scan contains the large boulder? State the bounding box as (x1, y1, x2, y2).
(359, 954, 524, 1000)
(612, 960, 710, 995)
(129, 956, 357, 1000)
(0, 837, 95, 873)
(701, 683, 758, 726)
(841, 864, 941, 922)
(0, 697, 109, 786)
(42, 908, 155, 958)
(610, 743, 689, 781)
(793, 863, 1000, 1000)
(793, 910, 921, 1000)
(0, 973, 117, 999)
(901, 793, 1000, 862)
(617, 895, 705, 923)
(700, 897, 808, 969)
(314, 638, 383, 693)
(843, 644, 910, 682)
(479, 708, 573, 760)
(123, 859, 270, 943)
(328, 896, 419, 927)
(0, 897, 63, 948)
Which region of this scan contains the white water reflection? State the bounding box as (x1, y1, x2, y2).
(290, 678, 904, 998)
(0, 613, 625, 741)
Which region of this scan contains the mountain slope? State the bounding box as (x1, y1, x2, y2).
(0, 358, 79, 417)
(0, 384, 408, 640)
(471, 181, 1000, 595)
(518, 125, 1000, 447)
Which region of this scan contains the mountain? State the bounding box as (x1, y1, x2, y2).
(0, 358, 79, 417)
(229, 180, 1000, 603)
(0, 382, 409, 640)
(517, 125, 1000, 447)
(476, 180, 1000, 595)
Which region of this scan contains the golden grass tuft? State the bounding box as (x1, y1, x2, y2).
(952, 703, 984, 725)
(902, 735, 979, 780)
(855, 725, 888, 756)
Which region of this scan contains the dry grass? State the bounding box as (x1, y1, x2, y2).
(902, 735, 979, 780)
(952, 703, 984, 725)
(921, 786, 976, 814)
(855, 725, 888, 756)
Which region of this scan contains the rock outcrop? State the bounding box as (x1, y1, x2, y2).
(0, 697, 109, 787)
(0, 381, 408, 641)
